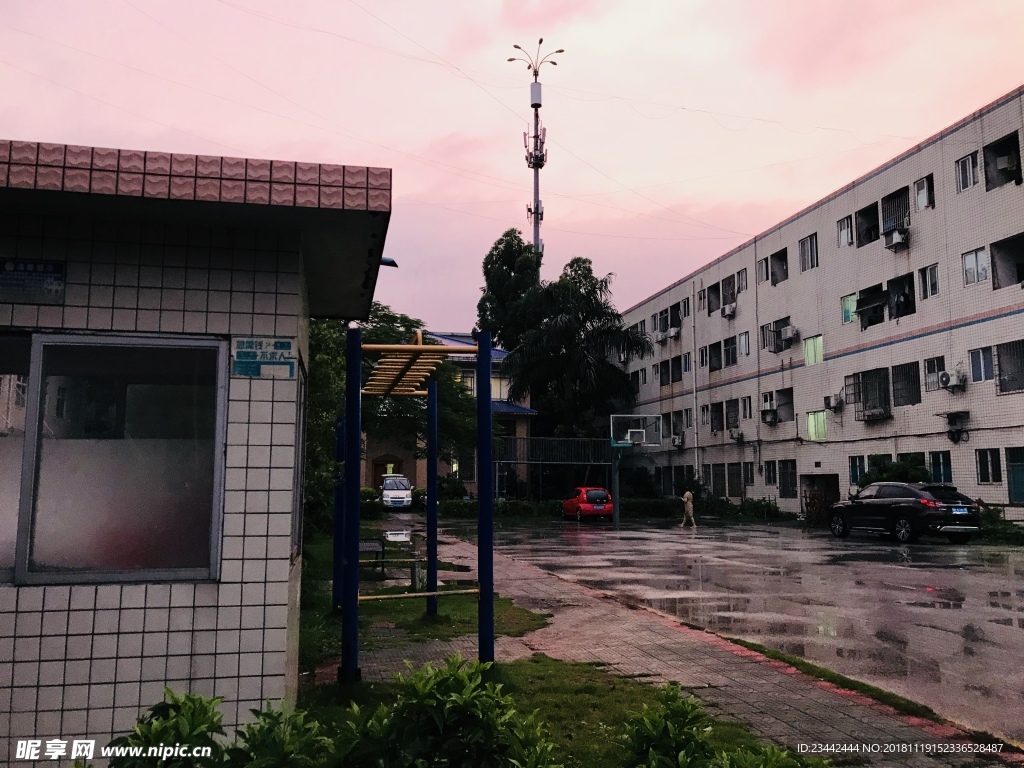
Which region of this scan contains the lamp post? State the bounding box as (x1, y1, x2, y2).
(508, 39, 563, 257)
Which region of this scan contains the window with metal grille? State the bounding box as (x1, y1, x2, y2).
(724, 336, 737, 367)
(880, 187, 910, 233)
(799, 233, 818, 271)
(779, 459, 797, 498)
(930, 451, 952, 483)
(892, 362, 922, 406)
(725, 399, 739, 430)
(977, 448, 1002, 483)
(743, 461, 755, 485)
(996, 339, 1024, 393)
(845, 368, 891, 421)
(764, 460, 777, 485)
(727, 462, 743, 497)
(924, 356, 945, 391)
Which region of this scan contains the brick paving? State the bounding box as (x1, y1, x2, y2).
(353, 533, 1021, 768)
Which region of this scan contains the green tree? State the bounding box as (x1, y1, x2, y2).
(477, 228, 543, 351)
(502, 257, 651, 436)
(303, 303, 478, 532)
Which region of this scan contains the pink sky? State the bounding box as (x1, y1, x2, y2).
(3, 0, 1024, 330)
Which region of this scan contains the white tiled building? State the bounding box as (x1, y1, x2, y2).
(622, 86, 1024, 517)
(0, 139, 391, 761)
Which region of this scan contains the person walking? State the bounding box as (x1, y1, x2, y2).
(681, 489, 696, 529)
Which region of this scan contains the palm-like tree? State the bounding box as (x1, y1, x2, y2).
(503, 258, 651, 436)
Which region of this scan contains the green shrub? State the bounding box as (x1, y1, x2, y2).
(337, 653, 562, 768)
(360, 486, 380, 503)
(107, 689, 226, 768)
(439, 499, 479, 518)
(979, 505, 1024, 545)
(226, 701, 333, 767)
(620, 684, 715, 767)
(439, 473, 469, 499)
(360, 499, 386, 520)
(497, 499, 544, 517)
(710, 746, 830, 767)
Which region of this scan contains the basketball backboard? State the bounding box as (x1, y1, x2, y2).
(609, 414, 663, 448)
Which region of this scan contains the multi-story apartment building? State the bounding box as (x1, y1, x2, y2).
(622, 86, 1024, 517)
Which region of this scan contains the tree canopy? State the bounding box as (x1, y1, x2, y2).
(481, 242, 651, 437)
(476, 228, 543, 351)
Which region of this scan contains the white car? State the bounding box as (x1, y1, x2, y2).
(380, 474, 413, 508)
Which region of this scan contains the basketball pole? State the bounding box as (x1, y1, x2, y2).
(611, 448, 621, 530)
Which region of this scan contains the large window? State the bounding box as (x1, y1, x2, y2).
(803, 335, 823, 366)
(963, 248, 990, 286)
(970, 347, 994, 382)
(930, 451, 952, 484)
(3, 336, 227, 583)
(723, 336, 738, 367)
(996, 339, 1024, 394)
(779, 459, 797, 498)
(977, 449, 1002, 484)
(892, 361, 922, 406)
(806, 410, 826, 441)
(763, 460, 777, 486)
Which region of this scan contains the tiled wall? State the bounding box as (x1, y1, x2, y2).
(0, 213, 306, 761)
(622, 90, 1024, 510)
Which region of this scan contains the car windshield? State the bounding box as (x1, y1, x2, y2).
(383, 478, 411, 491)
(586, 490, 609, 503)
(922, 486, 973, 504)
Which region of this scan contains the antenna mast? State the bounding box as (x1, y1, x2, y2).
(508, 39, 563, 258)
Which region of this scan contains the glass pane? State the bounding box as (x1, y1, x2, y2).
(1, 335, 32, 569)
(29, 344, 219, 572)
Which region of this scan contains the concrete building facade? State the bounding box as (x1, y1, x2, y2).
(622, 87, 1024, 518)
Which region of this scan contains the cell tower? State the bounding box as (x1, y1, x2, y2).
(508, 39, 563, 258)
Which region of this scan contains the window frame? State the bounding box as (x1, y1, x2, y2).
(756, 258, 768, 284)
(803, 335, 823, 366)
(806, 410, 826, 441)
(12, 333, 229, 585)
(798, 233, 819, 272)
(924, 356, 945, 392)
(837, 215, 853, 247)
(841, 294, 857, 324)
(763, 459, 777, 486)
(736, 268, 748, 293)
(956, 152, 978, 192)
(741, 396, 752, 420)
(976, 448, 1002, 484)
(962, 247, 989, 286)
(738, 331, 750, 357)
(915, 174, 935, 210)
(970, 347, 994, 382)
(918, 263, 939, 299)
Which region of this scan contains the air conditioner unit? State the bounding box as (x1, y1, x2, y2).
(938, 370, 967, 391)
(721, 303, 736, 318)
(824, 393, 844, 412)
(779, 325, 798, 342)
(760, 408, 778, 425)
(863, 407, 890, 421)
(668, 326, 681, 339)
(883, 228, 909, 251)
(653, 331, 667, 344)
(671, 435, 684, 448)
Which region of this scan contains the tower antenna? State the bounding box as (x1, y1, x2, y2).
(508, 39, 563, 258)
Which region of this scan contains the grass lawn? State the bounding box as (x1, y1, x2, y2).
(299, 654, 766, 768)
(298, 530, 549, 672)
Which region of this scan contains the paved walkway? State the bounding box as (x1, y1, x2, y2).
(353, 532, 1021, 768)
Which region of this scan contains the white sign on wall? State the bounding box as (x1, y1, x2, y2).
(231, 338, 296, 379)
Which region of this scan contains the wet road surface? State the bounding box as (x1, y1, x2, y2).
(474, 518, 1024, 746)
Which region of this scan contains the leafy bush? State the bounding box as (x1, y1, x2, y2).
(710, 746, 830, 767)
(337, 653, 562, 768)
(440, 499, 479, 518)
(439, 473, 469, 499)
(621, 684, 715, 768)
(857, 458, 929, 488)
(226, 701, 333, 767)
(107, 689, 226, 768)
(360, 486, 380, 503)
(978, 505, 1024, 545)
(360, 499, 386, 520)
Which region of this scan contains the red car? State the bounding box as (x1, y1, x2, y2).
(562, 487, 614, 521)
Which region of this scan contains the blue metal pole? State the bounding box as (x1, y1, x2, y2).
(340, 326, 362, 683)
(426, 380, 439, 616)
(476, 332, 494, 662)
(331, 417, 344, 612)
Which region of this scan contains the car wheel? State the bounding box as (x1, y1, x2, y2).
(893, 516, 918, 543)
(946, 532, 972, 545)
(829, 512, 850, 538)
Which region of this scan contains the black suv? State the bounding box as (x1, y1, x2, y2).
(829, 482, 981, 544)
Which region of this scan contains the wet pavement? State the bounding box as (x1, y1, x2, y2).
(475, 518, 1024, 746)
